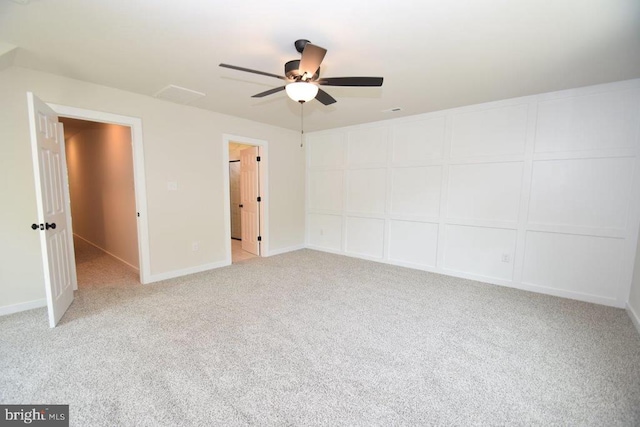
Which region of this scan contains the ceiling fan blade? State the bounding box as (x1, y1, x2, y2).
(318, 77, 384, 87)
(315, 88, 337, 105)
(219, 63, 285, 80)
(299, 43, 327, 79)
(251, 86, 286, 98)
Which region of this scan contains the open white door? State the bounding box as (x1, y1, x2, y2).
(240, 146, 260, 255)
(27, 92, 77, 328)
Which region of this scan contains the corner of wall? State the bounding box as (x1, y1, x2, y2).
(627, 303, 640, 336)
(627, 228, 640, 335)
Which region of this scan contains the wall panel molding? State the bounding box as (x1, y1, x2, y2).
(306, 79, 640, 308)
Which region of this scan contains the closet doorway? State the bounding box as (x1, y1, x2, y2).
(60, 117, 141, 288)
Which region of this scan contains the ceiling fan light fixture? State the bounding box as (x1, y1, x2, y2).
(285, 82, 318, 103)
(220, 39, 383, 106)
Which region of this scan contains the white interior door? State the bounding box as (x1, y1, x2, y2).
(27, 92, 77, 328)
(240, 146, 260, 255)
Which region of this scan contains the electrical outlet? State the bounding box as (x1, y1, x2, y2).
(501, 254, 511, 263)
(192, 241, 199, 251)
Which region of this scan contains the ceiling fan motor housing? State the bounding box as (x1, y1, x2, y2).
(285, 59, 319, 81)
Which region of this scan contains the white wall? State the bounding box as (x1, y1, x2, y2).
(0, 66, 305, 314)
(65, 124, 139, 269)
(306, 79, 640, 308)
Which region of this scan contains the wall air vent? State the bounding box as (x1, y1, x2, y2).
(154, 85, 205, 105)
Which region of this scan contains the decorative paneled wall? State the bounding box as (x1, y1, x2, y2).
(306, 80, 640, 307)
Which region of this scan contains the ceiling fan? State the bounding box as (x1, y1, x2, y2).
(219, 39, 383, 105)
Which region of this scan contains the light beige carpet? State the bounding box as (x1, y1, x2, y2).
(73, 236, 139, 289)
(1, 243, 639, 426)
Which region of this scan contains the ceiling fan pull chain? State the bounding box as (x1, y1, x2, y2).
(300, 100, 304, 148)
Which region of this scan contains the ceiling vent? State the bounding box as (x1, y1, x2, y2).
(154, 85, 205, 105)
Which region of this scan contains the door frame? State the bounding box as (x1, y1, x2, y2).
(222, 134, 269, 263)
(48, 103, 151, 284)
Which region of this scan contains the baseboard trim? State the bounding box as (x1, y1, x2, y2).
(146, 260, 231, 283)
(306, 246, 622, 308)
(268, 244, 306, 256)
(0, 298, 46, 316)
(627, 303, 640, 336)
(74, 234, 139, 272)
(305, 245, 345, 257)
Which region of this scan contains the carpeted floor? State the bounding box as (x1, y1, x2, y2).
(72, 236, 140, 289)
(1, 244, 639, 426)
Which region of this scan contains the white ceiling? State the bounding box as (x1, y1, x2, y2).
(1, 0, 639, 132)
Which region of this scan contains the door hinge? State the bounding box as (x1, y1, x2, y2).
(137, 212, 140, 217)
(256, 156, 261, 162)
(257, 196, 261, 202)
(257, 236, 262, 242)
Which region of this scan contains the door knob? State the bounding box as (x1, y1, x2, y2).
(45, 222, 56, 230)
(239, 204, 243, 208)
(31, 223, 44, 230)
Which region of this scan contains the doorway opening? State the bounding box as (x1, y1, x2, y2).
(59, 117, 140, 289)
(50, 103, 151, 285)
(223, 135, 269, 264)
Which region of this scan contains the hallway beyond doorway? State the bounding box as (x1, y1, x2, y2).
(231, 239, 257, 263)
